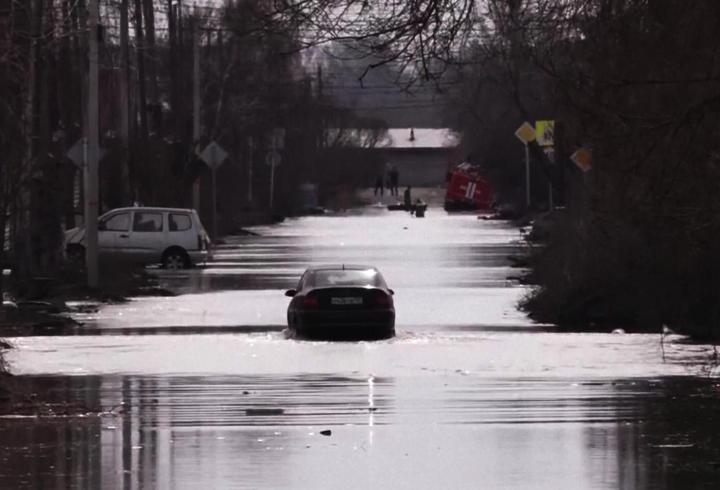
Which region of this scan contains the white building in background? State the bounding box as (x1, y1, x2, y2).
(379, 128, 460, 187)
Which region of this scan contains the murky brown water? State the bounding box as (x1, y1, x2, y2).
(2, 209, 720, 489)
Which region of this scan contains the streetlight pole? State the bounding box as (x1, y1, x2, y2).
(86, 0, 99, 288)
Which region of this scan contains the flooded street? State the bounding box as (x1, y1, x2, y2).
(2, 209, 720, 489)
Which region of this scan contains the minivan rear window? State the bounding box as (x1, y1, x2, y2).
(169, 213, 191, 232)
(133, 212, 163, 232)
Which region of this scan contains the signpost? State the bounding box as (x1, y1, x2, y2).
(199, 141, 229, 238)
(514, 122, 535, 208)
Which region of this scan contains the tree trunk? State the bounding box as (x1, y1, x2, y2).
(133, 0, 148, 141)
(120, 0, 134, 200)
(142, 0, 160, 131)
(60, 0, 77, 229)
(167, 0, 179, 139)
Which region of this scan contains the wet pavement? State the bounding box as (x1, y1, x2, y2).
(2, 208, 720, 489)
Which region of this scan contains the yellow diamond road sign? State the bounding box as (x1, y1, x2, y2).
(571, 147, 592, 172)
(514, 122, 536, 145)
(536, 120, 555, 147)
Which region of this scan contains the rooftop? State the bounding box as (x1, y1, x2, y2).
(379, 128, 459, 149)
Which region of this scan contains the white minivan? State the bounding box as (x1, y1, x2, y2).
(65, 207, 211, 269)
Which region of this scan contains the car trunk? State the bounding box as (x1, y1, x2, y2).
(310, 287, 386, 310)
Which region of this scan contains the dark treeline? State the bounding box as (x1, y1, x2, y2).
(4, 0, 720, 336)
(0, 0, 385, 288)
(451, 0, 720, 335)
(270, 0, 720, 336)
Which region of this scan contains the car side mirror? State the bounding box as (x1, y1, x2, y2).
(388, 289, 395, 296)
(285, 289, 297, 297)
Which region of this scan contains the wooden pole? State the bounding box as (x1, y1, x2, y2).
(86, 0, 99, 287)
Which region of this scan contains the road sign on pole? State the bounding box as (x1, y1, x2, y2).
(571, 147, 592, 172)
(514, 122, 536, 145)
(199, 141, 229, 239)
(535, 120, 555, 147)
(68, 139, 105, 169)
(515, 122, 535, 209)
(265, 151, 281, 167)
(199, 141, 229, 170)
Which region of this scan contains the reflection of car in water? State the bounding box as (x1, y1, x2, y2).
(444, 162, 494, 211)
(64, 207, 211, 269)
(285, 265, 396, 339)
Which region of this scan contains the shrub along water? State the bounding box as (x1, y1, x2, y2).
(436, 2, 720, 339)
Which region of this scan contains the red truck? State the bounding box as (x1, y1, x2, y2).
(444, 162, 495, 211)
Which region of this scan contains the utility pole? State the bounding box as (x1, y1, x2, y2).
(86, 0, 99, 288)
(168, 0, 180, 139)
(119, 0, 129, 142)
(268, 129, 284, 211)
(119, 0, 130, 199)
(192, 20, 201, 211)
(269, 139, 276, 212)
(247, 136, 253, 204)
(269, 164, 276, 211)
(315, 64, 324, 181)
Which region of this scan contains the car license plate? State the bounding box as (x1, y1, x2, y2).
(331, 297, 362, 306)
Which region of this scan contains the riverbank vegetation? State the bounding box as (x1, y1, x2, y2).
(0, 0, 386, 296)
(502, 2, 720, 338)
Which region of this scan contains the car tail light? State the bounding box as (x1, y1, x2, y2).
(372, 291, 394, 308)
(301, 294, 319, 309)
(198, 234, 211, 251)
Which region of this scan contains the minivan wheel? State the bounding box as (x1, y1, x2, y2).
(162, 249, 189, 270)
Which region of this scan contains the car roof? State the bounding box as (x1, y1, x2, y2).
(306, 264, 378, 272)
(105, 207, 194, 214)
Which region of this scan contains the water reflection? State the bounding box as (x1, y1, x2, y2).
(2, 375, 719, 489)
(0, 374, 395, 489)
(154, 212, 524, 295)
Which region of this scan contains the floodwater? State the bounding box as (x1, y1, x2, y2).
(2, 208, 720, 489)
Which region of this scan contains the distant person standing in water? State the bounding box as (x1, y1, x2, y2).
(374, 175, 384, 197)
(388, 166, 399, 196)
(404, 186, 412, 209)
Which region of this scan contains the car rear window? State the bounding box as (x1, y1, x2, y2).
(169, 213, 191, 232)
(311, 270, 383, 287)
(133, 212, 163, 232)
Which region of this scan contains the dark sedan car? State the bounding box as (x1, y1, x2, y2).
(285, 265, 396, 338)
